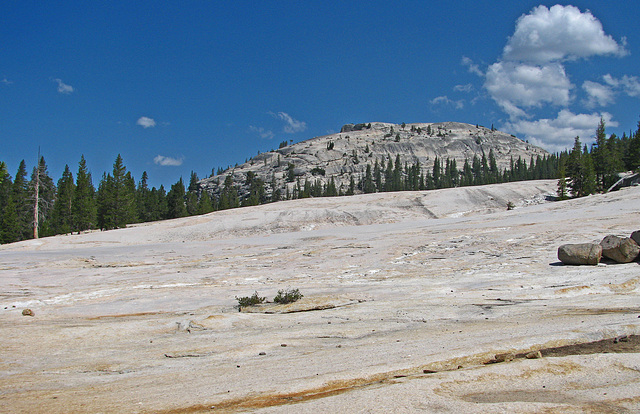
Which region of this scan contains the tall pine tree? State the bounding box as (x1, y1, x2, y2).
(72, 155, 96, 232)
(48, 165, 75, 235)
(96, 154, 136, 230)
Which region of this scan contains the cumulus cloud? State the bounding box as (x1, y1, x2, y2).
(604, 74, 640, 98)
(476, 5, 631, 150)
(430, 96, 464, 110)
(270, 111, 307, 134)
(137, 116, 156, 128)
(54, 78, 74, 94)
(249, 125, 275, 140)
(153, 155, 183, 166)
(503, 5, 627, 63)
(503, 110, 617, 153)
(582, 80, 615, 108)
(485, 61, 572, 117)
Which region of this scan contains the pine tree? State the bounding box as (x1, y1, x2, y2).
(150, 185, 168, 220)
(185, 171, 200, 215)
(48, 165, 75, 235)
(567, 137, 584, 197)
(557, 157, 568, 200)
(72, 155, 96, 232)
(136, 171, 152, 222)
(432, 156, 442, 188)
(488, 149, 499, 184)
(13, 160, 31, 240)
(363, 164, 375, 193)
(380, 157, 391, 192)
(196, 191, 214, 214)
(0, 163, 20, 243)
(373, 159, 382, 191)
(461, 158, 473, 187)
(166, 177, 188, 218)
(625, 121, 640, 171)
(96, 154, 136, 230)
(29, 156, 56, 238)
(471, 155, 482, 185)
(392, 154, 403, 191)
(219, 175, 239, 210)
(581, 151, 597, 196)
(592, 118, 613, 190)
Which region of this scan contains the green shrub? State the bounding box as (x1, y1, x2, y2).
(273, 288, 303, 304)
(235, 291, 266, 309)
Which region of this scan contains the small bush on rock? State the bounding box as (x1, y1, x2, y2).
(273, 288, 303, 304)
(236, 291, 266, 309)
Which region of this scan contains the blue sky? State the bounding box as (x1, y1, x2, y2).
(2, 1, 639, 188)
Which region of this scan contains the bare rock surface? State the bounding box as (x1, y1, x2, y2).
(1, 180, 640, 413)
(199, 121, 548, 200)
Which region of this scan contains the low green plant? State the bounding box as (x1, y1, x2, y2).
(273, 288, 303, 304)
(235, 291, 266, 309)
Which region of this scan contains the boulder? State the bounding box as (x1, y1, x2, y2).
(631, 230, 640, 246)
(557, 243, 602, 265)
(22, 309, 34, 316)
(600, 235, 640, 263)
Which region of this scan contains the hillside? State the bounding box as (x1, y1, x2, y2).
(2, 180, 639, 413)
(199, 121, 548, 199)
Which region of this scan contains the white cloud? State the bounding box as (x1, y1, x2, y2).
(604, 74, 640, 98)
(484, 61, 572, 117)
(475, 5, 629, 151)
(461, 56, 483, 76)
(249, 125, 275, 139)
(153, 155, 183, 166)
(454, 83, 473, 93)
(1, 78, 12, 85)
(137, 116, 156, 128)
(503, 109, 617, 153)
(503, 5, 627, 63)
(270, 111, 307, 134)
(430, 95, 464, 110)
(582, 80, 615, 108)
(54, 78, 74, 94)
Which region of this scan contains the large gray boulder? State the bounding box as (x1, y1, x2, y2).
(557, 243, 602, 265)
(600, 235, 640, 263)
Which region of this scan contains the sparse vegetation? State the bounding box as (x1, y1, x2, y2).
(235, 291, 266, 309)
(273, 288, 303, 304)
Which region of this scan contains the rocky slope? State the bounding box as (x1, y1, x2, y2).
(2, 182, 639, 413)
(199, 121, 548, 199)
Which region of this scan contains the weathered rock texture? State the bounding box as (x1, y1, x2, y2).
(2, 181, 640, 413)
(600, 235, 640, 263)
(631, 230, 640, 246)
(558, 243, 603, 265)
(199, 122, 548, 199)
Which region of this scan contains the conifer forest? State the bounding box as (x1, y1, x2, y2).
(1, 119, 639, 244)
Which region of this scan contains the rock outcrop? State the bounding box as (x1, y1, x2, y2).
(199, 122, 548, 200)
